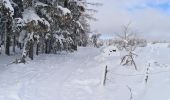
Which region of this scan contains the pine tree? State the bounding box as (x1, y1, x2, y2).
(0, 0, 97, 62)
(1, 0, 14, 56)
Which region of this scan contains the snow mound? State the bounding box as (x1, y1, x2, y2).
(101, 45, 120, 57)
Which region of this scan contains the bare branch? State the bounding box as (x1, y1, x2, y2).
(127, 86, 133, 100)
(115, 22, 139, 70)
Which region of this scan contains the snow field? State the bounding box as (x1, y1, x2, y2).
(0, 43, 170, 100)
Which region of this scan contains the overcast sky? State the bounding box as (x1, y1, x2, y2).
(90, 0, 170, 40)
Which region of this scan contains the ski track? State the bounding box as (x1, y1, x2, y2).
(1, 44, 170, 100)
(0, 47, 102, 100)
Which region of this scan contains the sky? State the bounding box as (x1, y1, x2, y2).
(89, 0, 170, 40)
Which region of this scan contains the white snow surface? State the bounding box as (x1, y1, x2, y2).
(1, 43, 170, 100)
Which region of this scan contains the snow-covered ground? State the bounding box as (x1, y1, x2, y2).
(1, 43, 170, 100)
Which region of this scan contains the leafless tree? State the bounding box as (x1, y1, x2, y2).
(115, 23, 138, 70)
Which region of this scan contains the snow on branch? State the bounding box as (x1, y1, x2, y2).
(57, 6, 71, 15)
(2, 0, 14, 16)
(76, 21, 84, 31)
(22, 8, 50, 30)
(35, 1, 48, 7)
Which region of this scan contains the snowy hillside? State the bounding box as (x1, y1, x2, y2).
(1, 43, 170, 100)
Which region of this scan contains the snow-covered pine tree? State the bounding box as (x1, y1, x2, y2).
(1, 0, 14, 55)
(64, 0, 86, 50)
(0, 0, 97, 62)
(18, 0, 50, 60)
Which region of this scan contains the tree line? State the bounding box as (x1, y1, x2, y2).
(0, 0, 97, 62)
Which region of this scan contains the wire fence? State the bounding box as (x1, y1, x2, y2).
(109, 69, 170, 77)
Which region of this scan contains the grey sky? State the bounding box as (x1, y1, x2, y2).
(89, 0, 170, 40)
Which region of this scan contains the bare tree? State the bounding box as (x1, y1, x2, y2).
(115, 23, 138, 70)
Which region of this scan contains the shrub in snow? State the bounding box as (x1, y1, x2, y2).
(115, 23, 140, 70)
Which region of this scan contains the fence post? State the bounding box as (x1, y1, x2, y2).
(103, 65, 108, 86)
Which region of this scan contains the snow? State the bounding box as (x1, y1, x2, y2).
(76, 21, 84, 30)
(2, 0, 14, 16)
(58, 6, 71, 15)
(1, 43, 170, 100)
(35, 1, 48, 7)
(100, 45, 120, 57)
(22, 8, 50, 28)
(15, 18, 25, 28)
(19, 30, 26, 43)
(54, 34, 64, 48)
(69, 0, 85, 7)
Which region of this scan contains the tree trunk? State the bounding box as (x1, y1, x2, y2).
(5, 21, 11, 56)
(5, 33, 10, 56)
(49, 39, 52, 53)
(13, 35, 16, 53)
(28, 41, 34, 60)
(45, 39, 48, 54)
(19, 43, 22, 50)
(36, 43, 39, 56)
